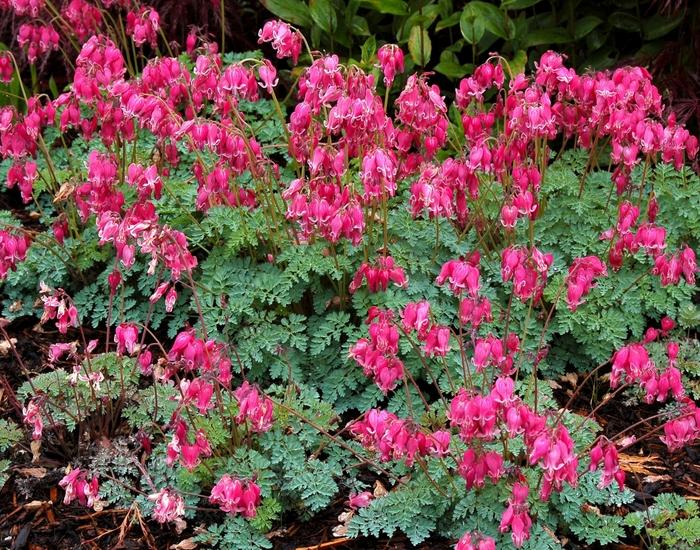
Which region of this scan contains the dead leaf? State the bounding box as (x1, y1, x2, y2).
(643, 474, 672, 483)
(560, 372, 578, 387)
(333, 510, 354, 538)
(30, 440, 41, 462)
(17, 467, 47, 479)
(53, 182, 76, 203)
(0, 337, 16, 356)
(170, 538, 198, 550)
(546, 380, 561, 390)
(373, 480, 388, 497)
(581, 503, 601, 515)
(23, 500, 49, 511)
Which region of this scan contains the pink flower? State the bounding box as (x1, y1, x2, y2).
(17, 24, 60, 63)
(402, 301, 431, 336)
(209, 475, 261, 517)
(377, 44, 404, 88)
(23, 400, 43, 440)
(0, 230, 30, 280)
(436, 258, 481, 297)
(661, 405, 700, 451)
(39, 284, 79, 334)
(361, 148, 398, 202)
(458, 449, 504, 489)
(499, 482, 532, 548)
(348, 491, 373, 509)
(449, 390, 497, 441)
(59, 468, 100, 509)
(149, 488, 185, 523)
(349, 256, 407, 294)
(180, 377, 215, 414)
(423, 325, 451, 357)
(258, 20, 303, 65)
(660, 316, 676, 336)
(566, 255, 607, 311)
(233, 381, 274, 432)
(114, 323, 139, 355)
(589, 439, 625, 490)
(0, 52, 13, 84)
(258, 60, 278, 93)
(126, 7, 160, 47)
(455, 531, 496, 550)
(350, 409, 426, 466)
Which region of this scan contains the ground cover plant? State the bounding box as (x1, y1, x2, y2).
(0, 3, 699, 548)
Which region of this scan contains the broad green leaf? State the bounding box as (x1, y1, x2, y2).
(642, 13, 684, 40)
(574, 15, 603, 40)
(408, 25, 431, 66)
(435, 11, 461, 32)
(310, 0, 337, 34)
(261, 0, 313, 27)
(501, 0, 542, 9)
(524, 27, 571, 47)
(360, 0, 408, 15)
(434, 60, 469, 78)
(608, 11, 640, 33)
(351, 15, 371, 36)
(465, 1, 511, 40)
(460, 5, 486, 45)
(360, 35, 377, 65)
(508, 49, 528, 75)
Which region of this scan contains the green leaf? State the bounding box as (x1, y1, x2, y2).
(310, 0, 337, 34)
(574, 15, 603, 40)
(261, 0, 312, 27)
(408, 26, 431, 66)
(351, 15, 371, 36)
(508, 49, 527, 75)
(48, 76, 59, 98)
(642, 13, 684, 40)
(524, 27, 571, 47)
(360, 35, 377, 65)
(460, 5, 486, 45)
(435, 11, 461, 32)
(465, 1, 511, 40)
(501, 0, 542, 9)
(608, 11, 641, 33)
(360, 0, 408, 15)
(434, 60, 469, 78)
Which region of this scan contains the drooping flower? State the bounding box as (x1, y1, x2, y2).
(209, 475, 261, 517)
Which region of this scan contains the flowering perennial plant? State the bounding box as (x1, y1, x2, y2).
(0, 9, 698, 550)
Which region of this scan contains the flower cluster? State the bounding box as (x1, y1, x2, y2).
(349, 308, 405, 393)
(209, 475, 261, 517)
(59, 468, 100, 509)
(0, 229, 29, 279)
(233, 381, 274, 432)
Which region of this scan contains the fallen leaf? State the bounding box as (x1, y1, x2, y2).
(560, 372, 578, 387)
(170, 538, 198, 550)
(643, 474, 672, 483)
(0, 338, 16, 356)
(17, 467, 47, 479)
(30, 440, 41, 463)
(23, 500, 49, 511)
(373, 480, 388, 497)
